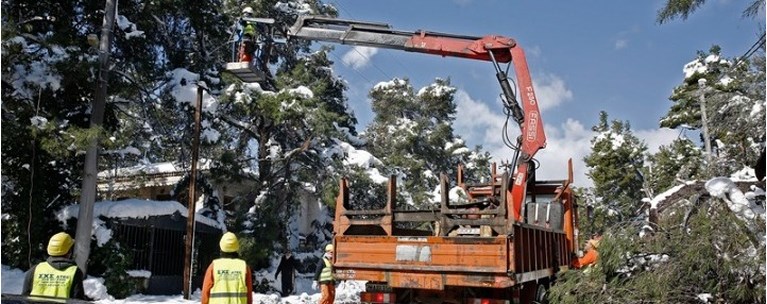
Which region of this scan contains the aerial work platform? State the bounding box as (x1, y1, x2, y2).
(224, 61, 266, 83)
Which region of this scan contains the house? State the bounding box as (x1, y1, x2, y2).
(92, 161, 251, 295)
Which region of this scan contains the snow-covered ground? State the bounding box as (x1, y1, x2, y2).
(1, 265, 364, 303)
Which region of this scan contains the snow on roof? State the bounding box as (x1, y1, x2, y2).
(97, 159, 214, 178)
(56, 199, 223, 245)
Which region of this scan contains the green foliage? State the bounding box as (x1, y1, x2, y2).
(656, 0, 765, 24)
(583, 111, 647, 225)
(364, 78, 491, 208)
(550, 197, 765, 303)
(644, 138, 703, 193)
(238, 234, 274, 270)
(88, 239, 139, 299)
(656, 0, 707, 24)
(659, 46, 765, 177)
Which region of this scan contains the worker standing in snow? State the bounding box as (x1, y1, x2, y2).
(274, 249, 298, 296)
(22, 232, 87, 300)
(312, 244, 335, 304)
(572, 232, 603, 269)
(202, 232, 253, 304)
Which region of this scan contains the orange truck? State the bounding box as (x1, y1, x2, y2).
(228, 15, 580, 303)
(332, 160, 577, 304)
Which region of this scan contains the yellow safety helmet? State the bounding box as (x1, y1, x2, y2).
(47, 232, 74, 256)
(219, 232, 240, 253)
(325, 244, 334, 252)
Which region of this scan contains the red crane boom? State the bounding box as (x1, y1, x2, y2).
(288, 16, 546, 222)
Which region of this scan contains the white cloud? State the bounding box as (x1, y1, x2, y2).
(454, 90, 679, 188)
(453, 90, 507, 146)
(532, 73, 573, 111)
(615, 39, 628, 50)
(454, 90, 592, 186)
(526, 45, 542, 58)
(342, 46, 378, 69)
(635, 127, 678, 153)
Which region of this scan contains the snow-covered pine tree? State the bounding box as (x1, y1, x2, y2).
(212, 1, 369, 264)
(660, 46, 765, 177)
(644, 137, 703, 193)
(363, 77, 491, 208)
(584, 111, 648, 225)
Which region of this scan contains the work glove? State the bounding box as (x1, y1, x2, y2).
(312, 281, 318, 290)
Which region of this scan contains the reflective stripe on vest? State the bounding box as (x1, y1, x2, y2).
(210, 258, 248, 304)
(319, 258, 333, 283)
(30, 262, 77, 299)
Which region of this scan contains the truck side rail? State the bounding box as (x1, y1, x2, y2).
(333, 161, 575, 239)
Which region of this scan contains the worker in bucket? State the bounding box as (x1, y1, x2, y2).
(22, 232, 87, 300)
(237, 7, 258, 63)
(572, 232, 603, 269)
(312, 244, 335, 304)
(202, 232, 253, 304)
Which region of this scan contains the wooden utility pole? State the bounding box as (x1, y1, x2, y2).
(698, 78, 713, 164)
(75, 0, 117, 273)
(183, 85, 203, 299)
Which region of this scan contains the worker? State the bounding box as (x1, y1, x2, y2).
(274, 249, 298, 296)
(202, 232, 253, 304)
(572, 233, 603, 269)
(238, 6, 258, 63)
(21, 232, 87, 300)
(312, 244, 335, 304)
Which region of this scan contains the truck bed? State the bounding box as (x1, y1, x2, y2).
(332, 169, 576, 291)
(333, 225, 570, 290)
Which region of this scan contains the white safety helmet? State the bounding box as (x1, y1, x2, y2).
(242, 7, 254, 16)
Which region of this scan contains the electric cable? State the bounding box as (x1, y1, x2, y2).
(734, 33, 765, 66)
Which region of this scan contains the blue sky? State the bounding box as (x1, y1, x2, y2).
(318, 0, 764, 186)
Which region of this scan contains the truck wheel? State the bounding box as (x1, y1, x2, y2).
(533, 283, 548, 304)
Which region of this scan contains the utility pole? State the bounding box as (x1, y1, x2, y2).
(698, 78, 713, 164)
(75, 0, 117, 273)
(183, 85, 204, 299)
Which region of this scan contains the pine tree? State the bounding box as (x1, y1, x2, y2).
(660, 46, 765, 177)
(364, 77, 491, 207)
(583, 111, 648, 225)
(645, 138, 703, 193)
(656, 0, 765, 24)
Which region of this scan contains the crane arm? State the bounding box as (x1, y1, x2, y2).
(288, 16, 546, 222)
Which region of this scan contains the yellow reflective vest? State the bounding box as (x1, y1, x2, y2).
(319, 258, 333, 283)
(210, 258, 248, 304)
(30, 262, 78, 299)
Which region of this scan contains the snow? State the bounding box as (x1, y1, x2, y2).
(697, 293, 713, 303)
(647, 181, 696, 209)
(30, 116, 48, 129)
(126, 270, 152, 278)
(704, 177, 765, 222)
(1, 264, 364, 304)
(56, 199, 226, 245)
(116, 15, 145, 39)
(97, 160, 213, 178)
(334, 139, 388, 184)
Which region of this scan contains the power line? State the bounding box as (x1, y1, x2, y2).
(351, 47, 392, 80)
(735, 33, 765, 65)
(328, 50, 375, 85)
